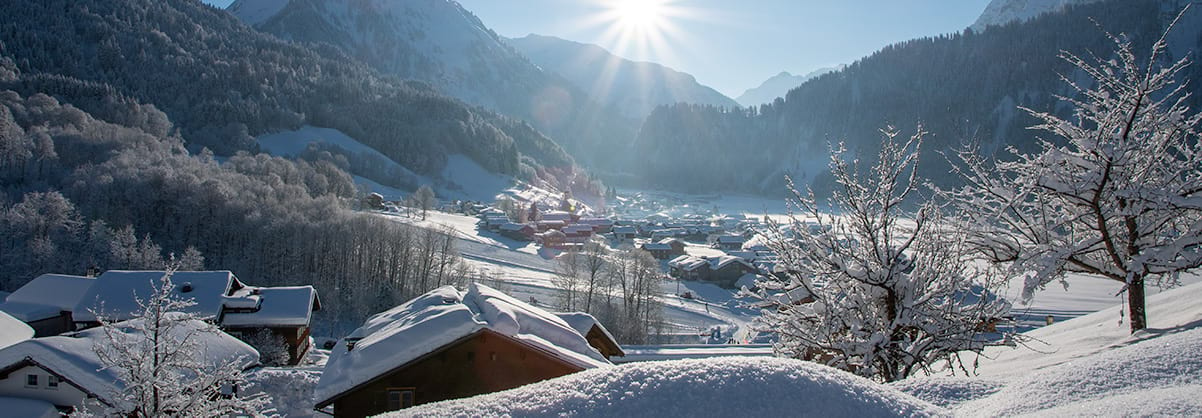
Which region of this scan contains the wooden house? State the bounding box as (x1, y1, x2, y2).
(668, 256, 757, 288)
(313, 284, 610, 417)
(499, 223, 536, 241)
(640, 238, 687, 260)
(219, 285, 322, 365)
(555, 312, 625, 359)
(712, 235, 747, 251)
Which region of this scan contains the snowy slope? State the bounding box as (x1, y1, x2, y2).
(227, 0, 289, 26)
(970, 0, 1103, 32)
(508, 34, 739, 118)
(735, 67, 842, 107)
(387, 357, 943, 417)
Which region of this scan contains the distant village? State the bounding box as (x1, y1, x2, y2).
(0, 189, 798, 416)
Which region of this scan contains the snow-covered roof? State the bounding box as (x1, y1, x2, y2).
(0, 274, 96, 322)
(0, 316, 257, 410)
(613, 226, 638, 234)
(669, 255, 708, 271)
(314, 283, 609, 407)
(554, 312, 620, 352)
(73, 271, 239, 323)
(642, 243, 672, 251)
(711, 255, 754, 270)
(541, 211, 573, 221)
(0, 311, 33, 350)
(220, 286, 320, 328)
(716, 235, 746, 243)
(0, 397, 57, 418)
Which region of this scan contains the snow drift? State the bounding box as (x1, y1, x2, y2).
(385, 357, 943, 417)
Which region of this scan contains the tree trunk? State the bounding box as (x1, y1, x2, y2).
(1128, 275, 1146, 333)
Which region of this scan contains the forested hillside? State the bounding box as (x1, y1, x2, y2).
(0, 0, 582, 189)
(631, 0, 1199, 194)
(236, 0, 639, 170)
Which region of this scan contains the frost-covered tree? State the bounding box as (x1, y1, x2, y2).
(80, 271, 270, 417)
(948, 17, 1202, 333)
(414, 185, 436, 220)
(752, 127, 1010, 382)
(242, 329, 291, 367)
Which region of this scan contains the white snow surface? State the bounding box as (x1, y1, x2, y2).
(970, 0, 1102, 32)
(0, 397, 58, 418)
(72, 271, 237, 323)
(0, 274, 95, 322)
(386, 357, 943, 417)
(313, 283, 609, 406)
(0, 311, 33, 350)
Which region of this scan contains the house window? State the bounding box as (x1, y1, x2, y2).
(25, 374, 37, 387)
(386, 388, 416, 410)
(47, 375, 58, 389)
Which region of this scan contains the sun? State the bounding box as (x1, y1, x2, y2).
(615, 0, 664, 30)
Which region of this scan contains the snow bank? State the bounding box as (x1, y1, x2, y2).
(246, 367, 322, 418)
(387, 357, 944, 417)
(957, 326, 1202, 416)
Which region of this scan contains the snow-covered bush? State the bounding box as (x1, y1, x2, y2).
(243, 328, 291, 367)
(946, 14, 1202, 333)
(751, 127, 1011, 382)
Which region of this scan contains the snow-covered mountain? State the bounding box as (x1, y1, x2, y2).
(507, 34, 739, 118)
(735, 67, 842, 107)
(970, 0, 1103, 32)
(226, 0, 637, 168)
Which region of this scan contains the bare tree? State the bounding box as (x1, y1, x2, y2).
(581, 237, 609, 312)
(554, 250, 584, 311)
(752, 127, 1010, 383)
(947, 16, 1202, 333)
(413, 185, 436, 220)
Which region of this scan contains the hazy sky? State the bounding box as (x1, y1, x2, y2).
(205, 0, 993, 98)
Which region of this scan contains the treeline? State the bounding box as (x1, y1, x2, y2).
(0, 0, 584, 191)
(554, 242, 664, 344)
(631, 0, 1193, 194)
(0, 75, 473, 335)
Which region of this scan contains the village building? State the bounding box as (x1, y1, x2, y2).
(0, 317, 258, 414)
(612, 225, 639, 241)
(712, 235, 748, 251)
(69, 271, 320, 366)
(0, 274, 95, 337)
(640, 238, 687, 260)
(313, 283, 611, 417)
(575, 218, 615, 234)
(561, 224, 596, 239)
(535, 220, 567, 232)
(668, 255, 758, 288)
(499, 223, 536, 241)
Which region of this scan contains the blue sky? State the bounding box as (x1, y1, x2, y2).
(205, 0, 992, 97)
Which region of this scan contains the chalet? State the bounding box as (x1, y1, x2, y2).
(712, 235, 747, 251)
(555, 312, 624, 359)
(537, 230, 568, 249)
(668, 256, 757, 288)
(478, 215, 509, 232)
(576, 218, 615, 234)
(650, 228, 687, 241)
(499, 223, 536, 241)
(219, 285, 322, 365)
(561, 224, 595, 239)
(0, 274, 95, 337)
(0, 317, 257, 414)
(313, 284, 610, 417)
(612, 226, 639, 241)
(71, 271, 320, 365)
(640, 238, 687, 260)
(541, 210, 576, 223)
(535, 220, 567, 232)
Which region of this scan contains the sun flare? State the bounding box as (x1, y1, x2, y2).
(615, 0, 664, 30)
